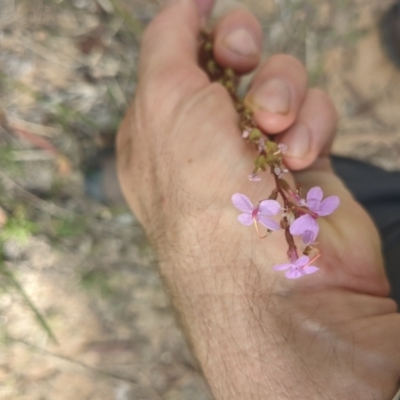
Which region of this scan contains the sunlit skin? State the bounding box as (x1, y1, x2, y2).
(117, 0, 400, 398)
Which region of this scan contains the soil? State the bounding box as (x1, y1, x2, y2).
(0, 0, 399, 399)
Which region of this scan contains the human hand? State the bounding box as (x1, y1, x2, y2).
(117, 0, 400, 398)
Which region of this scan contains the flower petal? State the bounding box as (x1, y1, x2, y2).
(295, 256, 310, 267)
(273, 263, 292, 271)
(258, 216, 281, 231)
(258, 200, 281, 216)
(303, 266, 319, 275)
(318, 196, 340, 216)
(237, 213, 254, 226)
(307, 187, 323, 211)
(231, 193, 253, 213)
(289, 214, 314, 235)
(285, 268, 303, 279)
(302, 228, 318, 245)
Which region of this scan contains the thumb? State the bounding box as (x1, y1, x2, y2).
(192, 0, 215, 17)
(140, 0, 215, 76)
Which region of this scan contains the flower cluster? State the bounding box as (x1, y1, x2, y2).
(232, 187, 339, 279)
(199, 31, 340, 280)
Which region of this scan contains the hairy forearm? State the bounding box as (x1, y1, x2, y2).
(154, 214, 294, 399)
(152, 213, 399, 400)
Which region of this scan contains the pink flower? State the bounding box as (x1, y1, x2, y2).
(274, 166, 288, 178)
(248, 173, 261, 182)
(273, 255, 319, 279)
(232, 193, 281, 231)
(289, 187, 340, 245)
(277, 143, 288, 154)
(257, 138, 266, 152)
(291, 192, 307, 207)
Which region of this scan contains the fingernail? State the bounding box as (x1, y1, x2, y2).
(193, 0, 214, 17)
(222, 28, 259, 58)
(285, 124, 310, 158)
(250, 79, 291, 114)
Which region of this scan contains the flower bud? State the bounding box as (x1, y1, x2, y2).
(204, 41, 213, 52)
(255, 155, 267, 170)
(249, 128, 262, 141)
(265, 141, 278, 154)
(207, 60, 217, 74)
(224, 68, 234, 78)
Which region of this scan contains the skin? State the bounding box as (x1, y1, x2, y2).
(117, 0, 400, 398)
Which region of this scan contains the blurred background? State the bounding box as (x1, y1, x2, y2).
(0, 0, 399, 398)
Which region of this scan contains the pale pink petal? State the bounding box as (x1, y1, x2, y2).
(257, 138, 266, 152)
(286, 268, 303, 279)
(273, 263, 292, 271)
(232, 193, 254, 213)
(302, 228, 318, 245)
(318, 196, 340, 216)
(249, 173, 261, 182)
(238, 213, 254, 226)
(258, 216, 280, 231)
(303, 266, 319, 275)
(307, 187, 323, 211)
(278, 143, 288, 153)
(258, 200, 281, 216)
(295, 256, 310, 267)
(298, 197, 307, 207)
(289, 214, 314, 235)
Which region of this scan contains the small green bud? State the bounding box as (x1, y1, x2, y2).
(207, 60, 217, 74)
(249, 128, 262, 141)
(265, 141, 278, 154)
(244, 107, 253, 117)
(224, 80, 234, 91)
(265, 154, 275, 164)
(255, 155, 267, 170)
(204, 41, 213, 52)
(224, 68, 235, 78)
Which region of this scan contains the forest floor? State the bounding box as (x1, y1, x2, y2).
(0, 0, 399, 399)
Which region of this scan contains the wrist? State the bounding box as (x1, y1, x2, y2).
(155, 213, 293, 399)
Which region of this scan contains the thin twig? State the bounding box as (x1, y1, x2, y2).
(0, 262, 58, 344)
(11, 337, 140, 385)
(0, 171, 75, 219)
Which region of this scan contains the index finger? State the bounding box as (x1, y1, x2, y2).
(139, 0, 213, 88)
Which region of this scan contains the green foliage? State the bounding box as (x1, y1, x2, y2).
(108, 0, 144, 37)
(0, 147, 23, 176)
(54, 216, 86, 238)
(1, 214, 38, 243)
(0, 261, 58, 344)
(0, 207, 57, 343)
(80, 269, 114, 298)
(49, 102, 98, 130)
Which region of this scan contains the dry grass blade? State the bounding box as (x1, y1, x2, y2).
(0, 171, 75, 219)
(109, 0, 145, 37)
(11, 338, 141, 384)
(0, 261, 58, 344)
